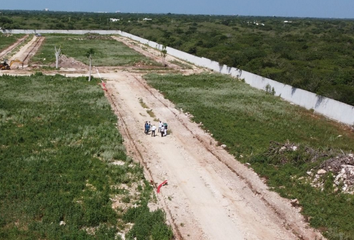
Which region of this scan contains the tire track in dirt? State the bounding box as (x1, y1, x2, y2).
(97, 36, 326, 240)
(21, 36, 45, 64)
(104, 81, 184, 240)
(118, 72, 325, 240)
(100, 70, 325, 240)
(11, 35, 45, 66)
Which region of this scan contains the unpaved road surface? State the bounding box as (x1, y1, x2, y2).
(102, 71, 324, 240)
(0, 34, 325, 240)
(0, 34, 29, 60)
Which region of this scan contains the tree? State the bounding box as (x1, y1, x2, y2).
(86, 48, 95, 81)
(160, 45, 167, 67)
(54, 46, 61, 69)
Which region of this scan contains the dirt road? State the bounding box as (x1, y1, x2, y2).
(0, 34, 325, 240)
(100, 68, 324, 239)
(0, 35, 29, 60)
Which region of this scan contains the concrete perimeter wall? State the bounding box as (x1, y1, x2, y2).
(6, 29, 354, 126)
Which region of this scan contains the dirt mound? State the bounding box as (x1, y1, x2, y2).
(51, 55, 88, 69)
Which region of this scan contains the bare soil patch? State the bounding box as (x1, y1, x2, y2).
(0, 34, 29, 60)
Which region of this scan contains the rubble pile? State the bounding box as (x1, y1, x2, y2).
(308, 154, 354, 194)
(319, 154, 354, 194)
(267, 141, 354, 194)
(50, 55, 88, 69)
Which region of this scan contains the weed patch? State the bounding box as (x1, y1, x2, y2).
(139, 98, 149, 109)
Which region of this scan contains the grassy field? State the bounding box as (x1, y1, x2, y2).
(30, 34, 160, 67)
(0, 74, 172, 239)
(144, 72, 354, 240)
(0, 34, 25, 61)
(0, 34, 21, 52)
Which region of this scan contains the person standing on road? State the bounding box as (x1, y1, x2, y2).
(151, 124, 156, 137)
(163, 123, 167, 137)
(160, 124, 165, 137)
(158, 121, 162, 133)
(145, 121, 150, 134)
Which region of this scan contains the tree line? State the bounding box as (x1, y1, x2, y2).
(1, 10, 354, 105)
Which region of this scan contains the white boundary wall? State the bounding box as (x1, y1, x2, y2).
(5, 29, 354, 126)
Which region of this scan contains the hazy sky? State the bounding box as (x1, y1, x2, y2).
(2, 0, 354, 19)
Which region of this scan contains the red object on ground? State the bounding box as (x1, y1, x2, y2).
(157, 180, 168, 193)
(101, 82, 107, 91)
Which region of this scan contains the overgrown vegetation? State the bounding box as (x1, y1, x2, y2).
(117, 15, 354, 106)
(0, 74, 172, 239)
(0, 33, 21, 50)
(144, 72, 354, 240)
(1, 11, 354, 105)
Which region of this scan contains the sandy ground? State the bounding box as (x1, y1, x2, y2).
(0, 35, 326, 240)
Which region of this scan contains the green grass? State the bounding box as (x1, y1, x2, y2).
(0, 34, 22, 51)
(144, 72, 354, 240)
(0, 74, 172, 239)
(139, 98, 149, 109)
(145, 73, 354, 156)
(0, 34, 25, 59)
(30, 34, 158, 66)
(169, 60, 193, 69)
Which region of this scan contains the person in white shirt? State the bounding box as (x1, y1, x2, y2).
(151, 125, 156, 137)
(158, 121, 162, 133)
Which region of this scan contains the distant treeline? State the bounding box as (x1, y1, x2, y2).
(1, 10, 354, 105)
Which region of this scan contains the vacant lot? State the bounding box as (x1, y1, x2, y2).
(30, 34, 159, 67)
(2, 32, 353, 240)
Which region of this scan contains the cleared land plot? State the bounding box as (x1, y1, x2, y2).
(30, 34, 159, 67)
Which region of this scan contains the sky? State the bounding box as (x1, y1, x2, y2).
(2, 0, 354, 19)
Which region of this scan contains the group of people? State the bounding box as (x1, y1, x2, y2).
(144, 121, 168, 137)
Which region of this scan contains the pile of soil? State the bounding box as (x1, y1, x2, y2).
(50, 55, 88, 69)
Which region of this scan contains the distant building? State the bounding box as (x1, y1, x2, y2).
(247, 21, 265, 26)
(110, 18, 120, 22)
(143, 18, 152, 21)
(44, 8, 49, 11)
